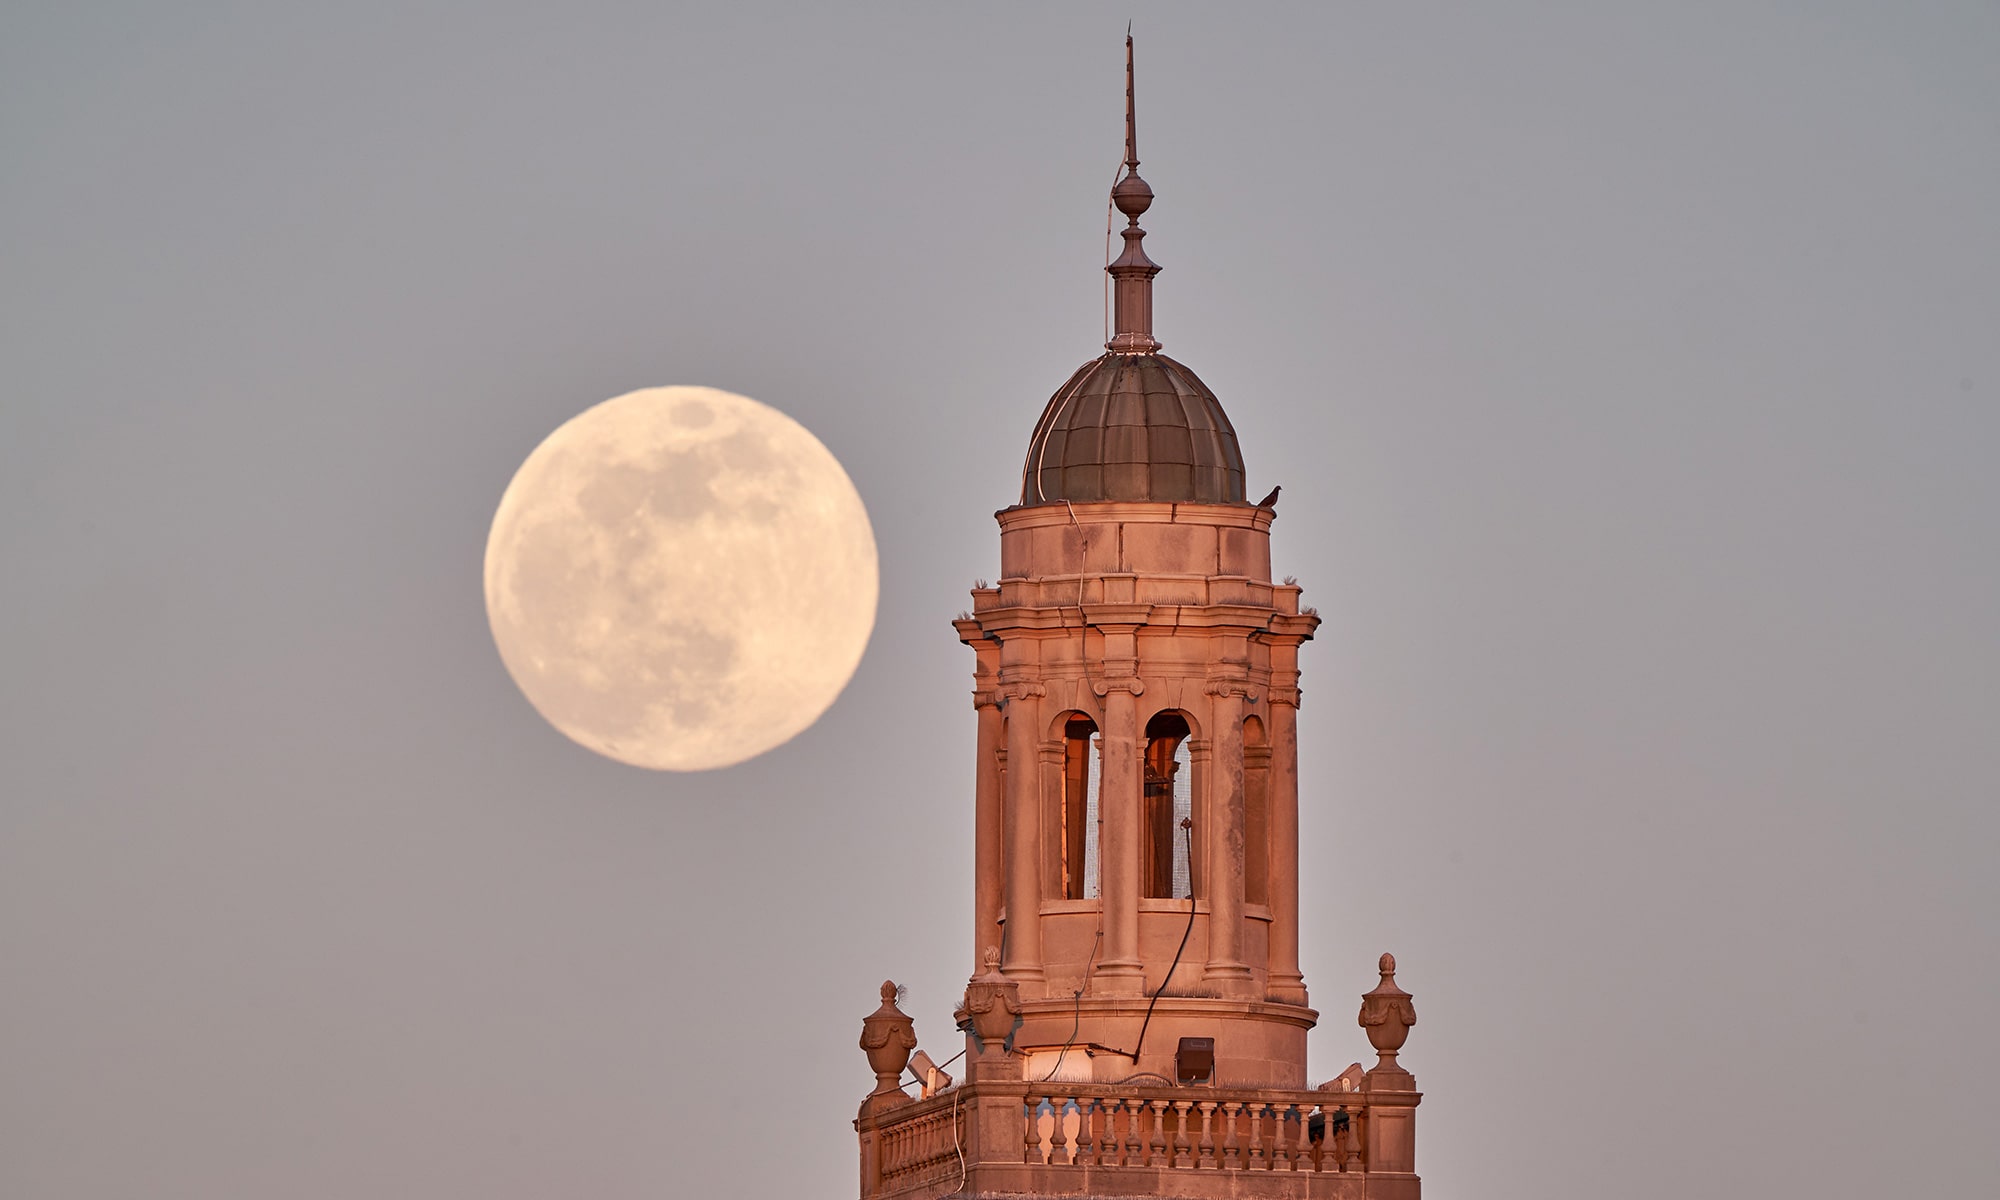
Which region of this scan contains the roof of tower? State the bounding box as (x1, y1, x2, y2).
(1018, 33, 1247, 508)
(1021, 353, 1245, 505)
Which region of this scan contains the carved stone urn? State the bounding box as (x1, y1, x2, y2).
(1357, 952, 1416, 1081)
(859, 980, 918, 1114)
(955, 947, 1022, 1079)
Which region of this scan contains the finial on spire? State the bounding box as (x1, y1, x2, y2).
(1106, 31, 1162, 354)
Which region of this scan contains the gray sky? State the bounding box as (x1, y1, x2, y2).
(4, 3, 1997, 1197)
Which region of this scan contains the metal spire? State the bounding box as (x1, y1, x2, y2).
(1106, 32, 1162, 354)
(1124, 30, 1139, 173)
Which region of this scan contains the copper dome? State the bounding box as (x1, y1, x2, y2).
(1021, 352, 1246, 505)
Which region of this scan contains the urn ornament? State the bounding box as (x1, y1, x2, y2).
(1358, 952, 1417, 1076)
(858, 980, 918, 1114)
(956, 946, 1023, 1057)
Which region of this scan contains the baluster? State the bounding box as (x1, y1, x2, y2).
(1024, 1096, 1043, 1164)
(1046, 1095, 1070, 1165)
(1348, 1105, 1366, 1172)
(1123, 1097, 1145, 1167)
(1285, 1103, 1305, 1170)
(1071, 1098, 1094, 1168)
(1142, 1099, 1164, 1166)
(1221, 1100, 1243, 1169)
(1172, 1099, 1194, 1167)
(1197, 1100, 1217, 1168)
(1269, 1103, 1290, 1171)
(1246, 1101, 1266, 1169)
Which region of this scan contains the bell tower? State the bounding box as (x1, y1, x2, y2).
(856, 36, 1423, 1200)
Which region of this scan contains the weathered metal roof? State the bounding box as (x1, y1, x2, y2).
(1020, 352, 1246, 505)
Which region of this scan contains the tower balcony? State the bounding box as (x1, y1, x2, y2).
(856, 1074, 1419, 1200)
(856, 959, 1421, 1200)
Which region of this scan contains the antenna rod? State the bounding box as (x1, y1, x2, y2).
(1124, 32, 1139, 171)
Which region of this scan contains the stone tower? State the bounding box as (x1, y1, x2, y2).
(857, 37, 1422, 1200)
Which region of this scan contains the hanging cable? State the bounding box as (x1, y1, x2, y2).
(1040, 928, 1102, 1082)
(1129, 817, 1197, 1064)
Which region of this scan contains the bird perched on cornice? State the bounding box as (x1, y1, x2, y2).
(1256, 485, 1281, 509)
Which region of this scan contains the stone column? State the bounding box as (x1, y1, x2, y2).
(957, 620, 1006, 977)
(1203, 681, 1253, 993)
(1089, 614, 1148, 994)
(1095, 678, 1144, 993)
(1267, 662, 1306, 1004)
(1001, 683, 1046, 982)
(972, 688, 1004, 976)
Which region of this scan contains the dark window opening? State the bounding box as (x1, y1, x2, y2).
(1143, 712, 1193, 899)
(1062, 716, 1101, 900)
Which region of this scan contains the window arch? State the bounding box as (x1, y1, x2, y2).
(1143, 711, 1193, 899)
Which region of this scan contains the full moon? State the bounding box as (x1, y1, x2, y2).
(483, 386, 878, 771)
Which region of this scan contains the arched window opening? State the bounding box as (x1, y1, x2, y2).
(1143, 712, 1193, 899)
(1061, 716, 1102, 900)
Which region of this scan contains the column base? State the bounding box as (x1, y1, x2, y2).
(1266, 972, 1308, 1005)
(1200, 960, 1256, 997)
(1090, 959, 1148, 996)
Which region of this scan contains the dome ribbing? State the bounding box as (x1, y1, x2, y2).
(1020, 353, 1245, 505)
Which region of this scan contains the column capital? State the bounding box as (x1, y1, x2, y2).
(997, 680, 1046, 703)
(1091, 676, 1145, 698)
(972, 688, 1003, 710)
(1205, 677, 1259, 701)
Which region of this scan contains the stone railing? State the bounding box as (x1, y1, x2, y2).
(872, 1090, 966, 1197)
(859, 1076, 1418, 1200)
(1020, 1082, 1364, 1174)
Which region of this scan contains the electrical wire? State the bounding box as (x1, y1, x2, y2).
(952, 1072, 968, 1192)
(1039, 928, 1102, 1082)
(1129, 817, 1197, 1064)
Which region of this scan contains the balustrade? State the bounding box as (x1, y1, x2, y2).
(873, 1095, 965, 1196)
(1009, 1082, 1371, 1175)
(863, 1077, 1387, 1199)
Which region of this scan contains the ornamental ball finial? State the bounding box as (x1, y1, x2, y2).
(1112, 170, 1154, 220)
